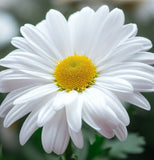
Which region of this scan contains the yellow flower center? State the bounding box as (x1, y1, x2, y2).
(54, 53, 96, 92)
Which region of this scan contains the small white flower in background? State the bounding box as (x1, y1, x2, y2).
(0, 0, 16, 9)
(0, 5, 154, 154)
(135, 0, 154, 22)
(114, 0, 154, 22)
(0, 11, 19, 48)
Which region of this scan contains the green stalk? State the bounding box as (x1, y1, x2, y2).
(63, 140, 78, 160)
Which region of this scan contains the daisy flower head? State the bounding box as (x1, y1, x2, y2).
(0, 5, 154, 154)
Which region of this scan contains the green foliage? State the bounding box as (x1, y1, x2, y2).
(0, 145, 3, 159)
(73, 123, 98, 160)
(84, 128, 96, 145)
(74, 137, 89, 160)
(104, 133, 146, 159)
(73, 123, 110, 160)
(87, 135, 107, 160)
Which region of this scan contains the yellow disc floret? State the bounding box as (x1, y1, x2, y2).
(54, 53, 96, 92)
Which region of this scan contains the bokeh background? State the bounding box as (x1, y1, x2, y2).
(0, 0, 154, 160)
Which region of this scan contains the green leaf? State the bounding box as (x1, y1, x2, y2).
(104, 133, 146, 159)
(87, 135, 106, 160)
(74, 138, 89, 160)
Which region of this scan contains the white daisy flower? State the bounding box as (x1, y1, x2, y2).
(0, 5, 154, 154)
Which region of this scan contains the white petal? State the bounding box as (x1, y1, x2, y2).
(68, 7, 95, 54)
(69, 128, 83, 148)
(98, 127, 114, 139)
(117, 92, 151, 110)
(82, 100, 101, 131)
(126, 36, 152, 51)
(4, 95, 53, 128)
(14, 84, 58, 105)
(0, 77, 48, 93)
(95, 87, 130, 126)
(11, 49, 54, 68)
(104, 62, 154, 74)
(19, 109, 40, 145)
(82, 92, 101, 130)
(95, 24, 137, 66)
(104, 68, 154, 82)
(4, 103, 32, 128)
(11, 37, 34, 53)
(52, 90, 78, 109)
(19, 96, 54, 145)
(36, 20, 51, 41)
(101, 69, 154, 92)
(46, 9, 72, 58)
(101, 43, 145, 68)
(96, 77, 134, 93)
(0, 69, 13, 78)
(0, 85, 38, 117)
(102, 63, 154, 91)
(1, 71, 50, 83)
(0, 69, 50, 93)
(37, 97, 56, 127)
(117, 75, 154, 92)
(66, 94, 83, 132)
(21, 24, 62, 60)
(131, 52, 154, 64)
(102, 8, 124, 29)
(84, 89, 117, 139)
(41, 109, 69, 154)
(12, 36, 55, 63)
(83, 88, 123, 130)
(0, 51, 54, 74)
(88, 8, 124, 59)
(83, 94, 104, 128)
(86, 5, 109, 55)
(113, 124, 127, 141)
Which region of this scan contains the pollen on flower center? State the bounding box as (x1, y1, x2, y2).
(54, 53, 96, 92)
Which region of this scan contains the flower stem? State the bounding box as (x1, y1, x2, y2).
(64, 140, 78, 160)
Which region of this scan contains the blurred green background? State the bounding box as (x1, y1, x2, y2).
(0, 0, 154, 160)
